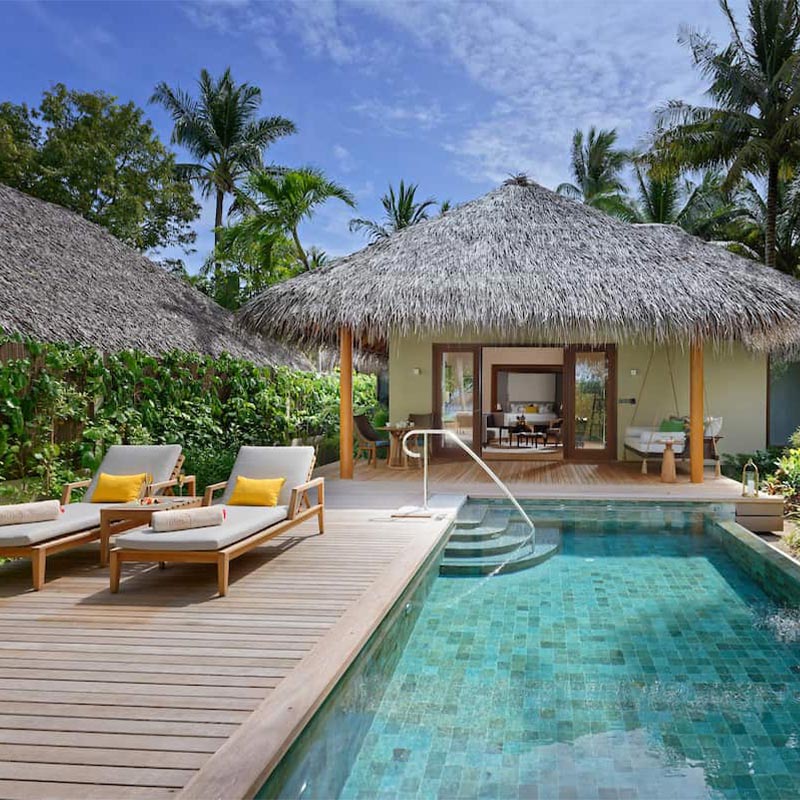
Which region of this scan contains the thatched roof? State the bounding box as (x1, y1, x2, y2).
(240, 180, 800, 354)
(0, 184, 307, 368)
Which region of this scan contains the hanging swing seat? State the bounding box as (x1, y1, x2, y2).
(624, 425, 687, 474)
(622, 347, 723, 477)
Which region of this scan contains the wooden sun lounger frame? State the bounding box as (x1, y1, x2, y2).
(109, 457, 325, 597)
(0, 456, 191, 590)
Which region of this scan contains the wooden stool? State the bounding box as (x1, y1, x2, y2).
(661, 440, 677, 483)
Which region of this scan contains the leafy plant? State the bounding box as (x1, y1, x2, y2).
(0, 332, 378, 496)
(349, 180, 438, 243)
(785, 525, 800, 553)
(721, 447, 785, 481)
(765, 446, 800, 517)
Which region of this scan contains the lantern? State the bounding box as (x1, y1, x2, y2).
(741, 458, 759, 497)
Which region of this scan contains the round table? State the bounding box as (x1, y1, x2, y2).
(379, 426, 418, 469)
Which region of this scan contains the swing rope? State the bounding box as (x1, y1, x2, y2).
(629, 348, 655, 427)
(665, 348, 680, 417)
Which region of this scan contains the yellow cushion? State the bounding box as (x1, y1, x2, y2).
(525, 404, 539, 413)
(228, 476, 286, 507)
(91, 472, 148, 503)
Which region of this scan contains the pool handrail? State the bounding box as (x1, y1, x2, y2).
(401, 429, 536, 545)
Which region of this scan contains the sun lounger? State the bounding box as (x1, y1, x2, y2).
(110, 446, 324, 597)
(0, 444, 183, 590)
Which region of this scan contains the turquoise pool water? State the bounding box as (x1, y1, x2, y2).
(263, 503, 800, 800)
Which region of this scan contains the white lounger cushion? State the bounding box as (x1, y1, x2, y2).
(114, 505, 288, 551)
(84, 444, 182, 501)
(624, 426, 686, 455)
(220, 446, 315, 507)
(0, 502, 113, 547)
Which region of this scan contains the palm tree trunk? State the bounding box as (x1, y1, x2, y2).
(291, 227, 309, 271)
(214, 189, 224, 284)
(765, 161, 779, 270)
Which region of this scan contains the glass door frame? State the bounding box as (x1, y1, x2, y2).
(432, 343, 482, 459)
(563, 344, 618, 461)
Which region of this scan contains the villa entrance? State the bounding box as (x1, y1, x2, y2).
(433, 343, 617, 461)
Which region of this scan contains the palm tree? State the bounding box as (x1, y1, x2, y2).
(223, 167, 355, 272)
(556, 127, 630, 216)
(349, 180, 438, 243)
(725, 178, 800, 274)
(150, 68, 296, 277)
(628, 165, 744, 238)
(652, 0, 800, 269)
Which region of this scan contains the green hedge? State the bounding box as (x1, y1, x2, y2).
(0, 334, 378, 499)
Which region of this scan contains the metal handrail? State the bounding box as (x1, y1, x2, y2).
(401, 429, 535, 544)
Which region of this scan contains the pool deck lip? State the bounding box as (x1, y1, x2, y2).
(178, 508, 457, 800)
(715, 517, 800, 579)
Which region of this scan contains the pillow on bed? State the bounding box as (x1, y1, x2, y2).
(228, 476, 286, 507)
(91, 472, 148, 503)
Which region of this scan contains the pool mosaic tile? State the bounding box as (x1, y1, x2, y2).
(337, 523, 800, 800)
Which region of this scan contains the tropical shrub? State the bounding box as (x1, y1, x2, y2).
(0, 333, 378, 500)
(765, 446, 800, 518)
(785, 527, 800, 555)
(721, 448, 784, 482)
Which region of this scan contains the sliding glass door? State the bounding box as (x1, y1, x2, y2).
(432, 345, 480, 457)
(564, 346, 617, 460)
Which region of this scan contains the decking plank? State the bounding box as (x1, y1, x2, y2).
(0, 762, 193, 789)
(0, 780, 175, 800)
(0, 744, 206, 769)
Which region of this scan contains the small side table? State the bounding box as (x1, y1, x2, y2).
(661, 440, 677, 484)
(99, 496, 202, 566)
(379, 426, 418, 469)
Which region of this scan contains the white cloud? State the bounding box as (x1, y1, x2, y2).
(350, 0, 748, 185)
(182, 0, 749, 188)
(352, 97, 445, 133)
(333, 143, 355, 173)
(183, 0, 368, 66)
(23, 1, 119, 72)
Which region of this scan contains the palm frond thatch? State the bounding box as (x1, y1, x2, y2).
(0, 183, 308, 367)
(239, 180, 800, 354)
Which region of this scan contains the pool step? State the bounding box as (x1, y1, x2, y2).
(452, 504, 489, 529)
(441, 522, 561, 577)
(448, 524, 509, 543)
(445, 532, 527, 559)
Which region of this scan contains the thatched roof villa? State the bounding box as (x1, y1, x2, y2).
(0, 184, 306, 368)
(241, 179, 800, 482)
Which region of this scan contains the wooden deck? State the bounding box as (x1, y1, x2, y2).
(0, 510, 451, 799)
(316, 458, 770, 507)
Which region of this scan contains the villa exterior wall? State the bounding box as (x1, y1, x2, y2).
(388, 333, 768, 457)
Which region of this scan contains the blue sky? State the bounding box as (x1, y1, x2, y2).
(3, 0, 746, 271)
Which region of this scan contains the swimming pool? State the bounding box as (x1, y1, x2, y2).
(261, 501, 800, 800)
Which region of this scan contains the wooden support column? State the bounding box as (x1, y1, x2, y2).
(339, 327, 354, 480)
(689, 342, 704, 484)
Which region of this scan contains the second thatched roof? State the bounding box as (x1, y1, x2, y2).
(0, 184, 308, 368)
(240, 180, 800, 354)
